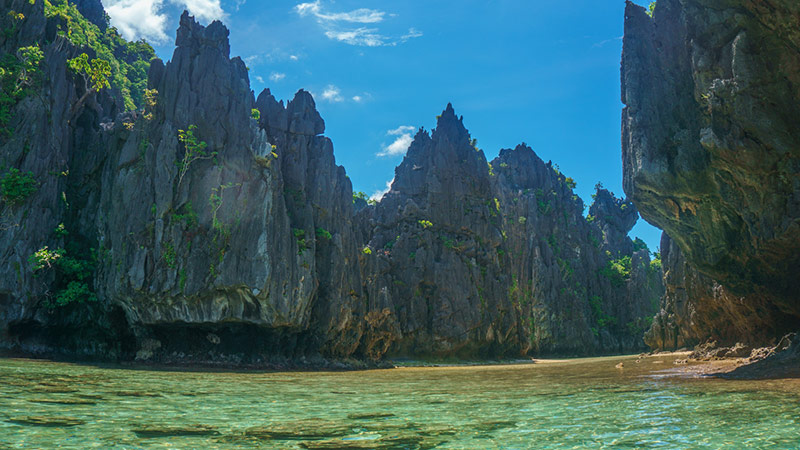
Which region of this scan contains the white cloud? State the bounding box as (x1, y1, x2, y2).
(401, 28, 423, 40)
(370, 179, 393, 202)
(105, 0, 227, 43)
(295, 1, 420, 47)
(388, 125, 415, 136)
(296, 1, 384, 23)
(255, 75, 264, 83)
(352, 95, 362, 102)
(378, 126, 415, 157)
(104, 0, 169, 43)
(269, 72, 286, 82)
(321, 85, 343, 102)
(290, 55, 299, 61)
(173, 0, 226, 22)
(325, 28, 386, 47)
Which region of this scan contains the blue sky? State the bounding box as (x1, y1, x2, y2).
(104, 0, 662, 252)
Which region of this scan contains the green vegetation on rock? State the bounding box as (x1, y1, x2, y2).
(0, 168, 37, 205)
(29, 237, 98, 308)
(0, 44, 44, 136)
(600, 256, 632, 287)
(45, 0, 156, 110)
(176, 125, 213, 189)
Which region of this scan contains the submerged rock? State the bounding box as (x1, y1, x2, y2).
(132, 424, 220, 438)
(8, 416, 86, 427)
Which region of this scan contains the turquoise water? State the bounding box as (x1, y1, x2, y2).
(0, 354, 798, 449)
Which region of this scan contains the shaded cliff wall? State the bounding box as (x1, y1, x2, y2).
(622, 0, 800, 349)
(1, 3, 662, 362)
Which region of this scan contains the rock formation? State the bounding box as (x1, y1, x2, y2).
(0, 1, 662, 364)
(622, 0, 800, 349)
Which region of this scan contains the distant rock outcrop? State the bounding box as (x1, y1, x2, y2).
(0, 4, 662, 364)
(622, 0, 800, 349)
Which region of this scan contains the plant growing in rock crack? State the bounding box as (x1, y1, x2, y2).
(646, 1, 656, 17)
(176, 125, 214, 189)
(143, 88, 158, 120)
(67, 53, 111, 121)
(209, 182, 236, 237)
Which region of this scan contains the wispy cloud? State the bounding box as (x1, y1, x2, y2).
(255, 75, 264, 83)
(296, 1, 384, 23)
(592, 35, 623, 48)
(401, 28, 423, 40)
(295, 1, 421, 47)
(378, 126, 415, 157)
(325, 28, 385, 47)
(320, 85, 343, 102)
(269, 72, 286, 82)
(105, 0, 226, 42)
(370, 178, 394, 202)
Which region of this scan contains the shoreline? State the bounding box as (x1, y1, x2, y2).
(1, 347, 796, 379)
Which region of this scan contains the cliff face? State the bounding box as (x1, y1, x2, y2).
(0, 3, 662, 363)
(622, 0, 800, 349)
(359, 107, 661, 357)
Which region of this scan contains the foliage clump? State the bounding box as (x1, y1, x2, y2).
(67, 52, 111, 117)
(600, 256, 632, 287)
(29, 236, 98, 308)
(0, 168, 37, 206)
(45, 0, 156, 110)
(315, 227, 332, 241)
(1, 45, 44, 135)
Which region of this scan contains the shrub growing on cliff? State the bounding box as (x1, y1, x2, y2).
(315, 227, 332, 241)
(45, 0, 156, 110)
(1, 168, 37, 206)
(29, 241, 98, 308)
(176, 125, 214, 189)
(600, 256, 632, 287)
(67, 53, 111, 119)
(646, 2, 657, 17)
(0, 45, 44, 135)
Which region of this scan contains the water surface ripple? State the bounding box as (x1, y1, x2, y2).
(1, 355, 798, 449)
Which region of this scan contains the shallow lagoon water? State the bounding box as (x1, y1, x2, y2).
(1, 354, 798, 449)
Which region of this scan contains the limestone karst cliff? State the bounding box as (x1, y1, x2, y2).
(622, 0, 800, 349)
(0, 0, 661, 364)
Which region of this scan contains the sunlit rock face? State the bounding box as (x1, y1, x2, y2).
(622, 0, 800, 349)
(358, 105, 662, 358)
(0, 4, 662, 363)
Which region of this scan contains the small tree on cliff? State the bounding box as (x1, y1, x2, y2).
(67, 53, 111, 121)
(176, 125, 215, 189)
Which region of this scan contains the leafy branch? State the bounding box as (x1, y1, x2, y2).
(67, 53, 111, 121)
(176, 125, 215, 190)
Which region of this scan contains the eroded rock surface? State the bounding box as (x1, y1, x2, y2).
(622, 0, 800, 349)
(0, 4, 662, 363)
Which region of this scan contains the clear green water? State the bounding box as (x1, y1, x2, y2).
(1, 355, 798, 449)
